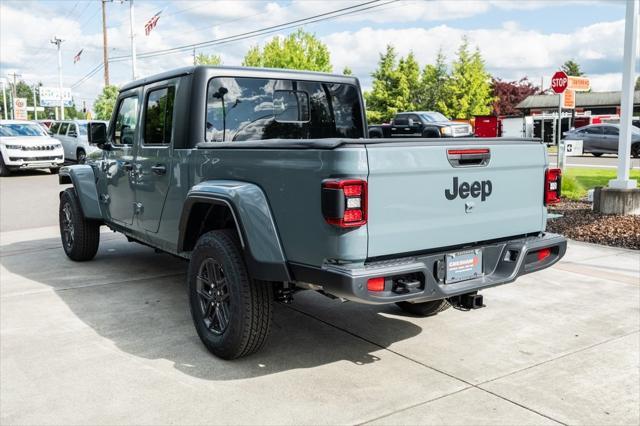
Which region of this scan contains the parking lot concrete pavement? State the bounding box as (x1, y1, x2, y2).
(1, 174, 639, 425)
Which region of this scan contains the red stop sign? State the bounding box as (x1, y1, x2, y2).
(551, 71, 568, 94)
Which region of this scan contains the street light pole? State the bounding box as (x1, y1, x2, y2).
(32, 84, 38, 120)
(50, 36, 64, 120)
(128, 0, 138, 80)
(609, 0, 638, 189)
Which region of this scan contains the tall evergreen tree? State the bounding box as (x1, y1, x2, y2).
(439, 38, 493, 119)
(561, 59, 584, 76)
(418, 49, 448, 111)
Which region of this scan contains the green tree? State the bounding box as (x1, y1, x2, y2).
(439, 38, 493, 119)
(93, 85, 119, 120)
(561, 59, 584, 76)
(364, 45, 406, 123)
(398, 52, 421, 110)
(417, 49, 448, 111)
(635, 76, 640, 91)
(242, 29, 332, 72)
(342, 66, 353, 76)
(195, 53, 222, 66)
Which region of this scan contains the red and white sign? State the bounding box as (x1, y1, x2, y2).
(551, 71, 568, 94)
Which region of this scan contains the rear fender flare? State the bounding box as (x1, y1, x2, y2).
(178, 180, 291, 282)
(58, 165, 103, 220)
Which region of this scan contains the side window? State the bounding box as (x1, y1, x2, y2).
(408, 114, 421, 124)
(113, 96, 139, 145)
(50, 122, 60, 134)
(59, 122, 69, 135)
(586, 127, 603, 135)
(394, 116, 409, 125)
(144, 86, 175, 145)
(603, 126, 619, 136)
(67, 124, 77, 137)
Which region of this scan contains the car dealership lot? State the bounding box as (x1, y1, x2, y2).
(1, 172, 639, 425)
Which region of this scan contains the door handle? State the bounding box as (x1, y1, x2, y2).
(151, 164, 167, 175)
(122, 162, 133, 171)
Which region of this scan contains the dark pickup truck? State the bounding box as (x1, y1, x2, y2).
(58, 66, 566, 359)
(369, 111, 473, 138)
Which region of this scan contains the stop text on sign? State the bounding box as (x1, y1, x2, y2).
(551, 71, 568, 94)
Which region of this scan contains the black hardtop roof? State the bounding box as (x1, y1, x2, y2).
(120, 65, 360, 92)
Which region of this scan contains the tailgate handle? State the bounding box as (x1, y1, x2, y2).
(447, 148, 490, 167)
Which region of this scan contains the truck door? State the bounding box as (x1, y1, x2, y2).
(103, 92, 140, 226)
(133, 82, 175, 233)
(602, 126, 619, 153)
(390, 115, 411, 137)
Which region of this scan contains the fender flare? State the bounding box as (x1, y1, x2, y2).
(178, 180, 291, 282)
(58, 165, 103, 220)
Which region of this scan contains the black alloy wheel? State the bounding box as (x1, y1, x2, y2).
(196, 258, 232, 335)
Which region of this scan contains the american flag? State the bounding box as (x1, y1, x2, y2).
(73, 49, 83, 64)
(144, 11, 162, 36)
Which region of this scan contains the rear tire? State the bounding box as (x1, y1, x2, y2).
(396, 299, 450, 317)
(632, 144, 639, 159)
(188, 230, 273, 359)
(59, 188, 100, 261)
(592, 152, 603, 157)
(50, 167, 60, 174)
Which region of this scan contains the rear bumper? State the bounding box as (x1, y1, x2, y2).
(289, 233, 567, 304)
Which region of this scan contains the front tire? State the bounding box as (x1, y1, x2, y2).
(59, 188, 100, 261)
(592, 152, 603, 157)
(77, 149, 86, 164)
(188, 230, 273, 359)
(396, 299, 450, 317)
(0, 156, 10, 177)
(50, 167, 60, 174)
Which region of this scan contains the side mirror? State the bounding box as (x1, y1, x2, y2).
(88, 122, 110, 150)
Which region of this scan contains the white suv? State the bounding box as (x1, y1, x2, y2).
(0, 120, 65, 176)
(50, 120, 107, 163)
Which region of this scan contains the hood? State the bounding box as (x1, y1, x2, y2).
(0, 135, 57, 146)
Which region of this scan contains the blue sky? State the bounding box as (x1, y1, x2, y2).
(0, 0, 634, 111)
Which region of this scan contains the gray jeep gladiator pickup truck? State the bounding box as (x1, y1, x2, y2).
(58, 66, 566, 359)
(369, 111, 473, 138)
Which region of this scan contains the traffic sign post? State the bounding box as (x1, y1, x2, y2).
(551, 71, 568, 170)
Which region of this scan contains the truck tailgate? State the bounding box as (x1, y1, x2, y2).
(365, 141, 547, 258)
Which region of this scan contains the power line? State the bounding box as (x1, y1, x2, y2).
(71, 0, 397, 89)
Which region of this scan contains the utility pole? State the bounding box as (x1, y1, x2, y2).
(102, 0, 110, 86)
(128, 0, 137, 80)
(7, 71, 21, 119)
(50, 37, 64, 120)
(1, 79, 8, 120)
(32, 84, 38, 120)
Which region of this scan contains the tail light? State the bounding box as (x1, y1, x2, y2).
(544, 168, 562, 205)
(322, 179, 367, 228)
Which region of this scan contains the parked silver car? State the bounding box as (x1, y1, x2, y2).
(50, 120, 107, 163)
(564, 124, 640, 158)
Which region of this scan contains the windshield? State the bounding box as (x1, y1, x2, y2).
(421, 112, 448, 122)
(0, 123, 47, 137)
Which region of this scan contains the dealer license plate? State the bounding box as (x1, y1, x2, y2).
(445, 250, 483, 284)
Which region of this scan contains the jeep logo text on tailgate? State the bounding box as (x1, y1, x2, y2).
(445, 177, 492, 201)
